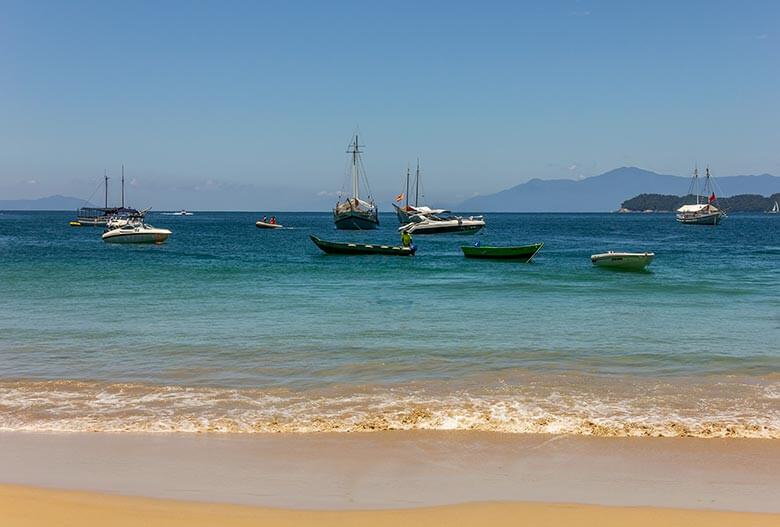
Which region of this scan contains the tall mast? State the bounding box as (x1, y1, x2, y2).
(414, 159, 420, 207)
(405, 165, 410, 209)
(104, 170, 109, 208)
(694, 166, 699, 205)
(121, 164, 125, 208)
(350, 136, 360, 201)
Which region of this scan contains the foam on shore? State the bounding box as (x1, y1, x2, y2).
(1, 378, 778, 438)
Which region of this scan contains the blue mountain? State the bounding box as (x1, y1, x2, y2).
(0, 195, 94, 210)
(458, 167, 780, 212)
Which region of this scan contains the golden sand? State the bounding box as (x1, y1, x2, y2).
(2, 485, 779, 527)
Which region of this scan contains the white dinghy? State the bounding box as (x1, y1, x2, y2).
(591, 251, 654, 271)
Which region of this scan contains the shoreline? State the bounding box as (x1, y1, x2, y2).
(1, 431, 779, 513)
(3, 486, 780, 527)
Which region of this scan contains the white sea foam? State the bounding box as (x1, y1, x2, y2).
(1, 379, 779, 438)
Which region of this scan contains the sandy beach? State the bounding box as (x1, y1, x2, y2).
(1, 431, 780, 526)
(4, 485, 780, 527)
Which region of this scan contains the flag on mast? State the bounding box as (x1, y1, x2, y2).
(395, 193, 405, 202)
(708, 192, 716, 203)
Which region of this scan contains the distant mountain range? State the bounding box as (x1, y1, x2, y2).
(4, 168, 780, 212)
(0, 195, 94, 211)
(458, 167, 780, 212)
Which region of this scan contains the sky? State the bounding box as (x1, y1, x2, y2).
(1, 0, 778, 210)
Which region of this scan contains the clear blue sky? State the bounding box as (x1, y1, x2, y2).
(1, 0, 777, 209)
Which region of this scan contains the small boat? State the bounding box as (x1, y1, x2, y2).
(399, 213, 485, 235)
(333, 135, 379, 230)
(675, 167, 725, 225)
(256, 221, 283, 229)
(102, 221, 171, 244)
(768, 201, 779, 214)
(162, 210, 193, 216)
(69, 221, 83, 227)
(461, 242, 543, 261)
(310, 235, 415, 256)
(591, 251, 654, 271)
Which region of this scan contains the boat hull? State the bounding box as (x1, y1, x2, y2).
(102, 228, 171, 244)
(255, 221, 283, 229)
(676, 211, 724, 225)
(404, 222, 484, 235)
(591, 252, 654, 271)
(333, 210, 379, 230)
(461, 243, 543, 261)
(310, 235, 415, 256)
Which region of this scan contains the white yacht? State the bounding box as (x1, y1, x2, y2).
(102, 220, 171, 244)
(399, 213, 485, 235)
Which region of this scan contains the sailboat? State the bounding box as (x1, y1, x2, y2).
(768, 201, 779, 214)
(675, 167, 726, 225)
(333, 135, 379, 230)
(392, 161, 449, 223)
(71, 171, 116, 226)
(104, 165, 147, 229)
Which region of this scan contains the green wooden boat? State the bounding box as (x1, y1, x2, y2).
(461, 242, 543, 261)
(310, 235, 416, 256)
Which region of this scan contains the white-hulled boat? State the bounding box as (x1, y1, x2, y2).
(675, 167, 725, 225)
(102, 221, 171, 244)
(768, 201, 779, 214)
(591, 251, 654, 270)
(399, 213, 485, 235)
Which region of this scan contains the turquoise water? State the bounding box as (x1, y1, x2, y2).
(0, 211, 778, 436)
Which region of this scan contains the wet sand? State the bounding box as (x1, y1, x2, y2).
(3, 485, 780, 527)
(1, 431, 779, 512)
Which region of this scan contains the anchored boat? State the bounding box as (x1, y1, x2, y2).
(591, 251, 654, 271)
(102, 221, 171, 244)
(675, 167, 725, 225)
(333, 135, 379, 230)
(392, 161, 449, 223)
(461, 242, 543, 261)
(400, 213, 485, 235)
(310, 235, 415, 256)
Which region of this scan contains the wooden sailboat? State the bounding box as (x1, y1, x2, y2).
(675, 167, 726, 225)
(333, 135, 379, 230)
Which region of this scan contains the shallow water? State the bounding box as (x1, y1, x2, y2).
(0, 211, 778, 436)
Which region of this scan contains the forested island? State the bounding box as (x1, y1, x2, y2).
(620, 193, 780, 212)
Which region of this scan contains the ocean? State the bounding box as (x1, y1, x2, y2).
(0, 211, 778, 437)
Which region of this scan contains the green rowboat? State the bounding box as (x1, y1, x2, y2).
(310, 235, 416, 256)
(461, 242, 543, 261)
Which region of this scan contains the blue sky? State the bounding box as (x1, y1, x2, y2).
(1, 0, 777, 209)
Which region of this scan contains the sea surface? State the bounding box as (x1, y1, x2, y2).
(0, 211, 778, 437)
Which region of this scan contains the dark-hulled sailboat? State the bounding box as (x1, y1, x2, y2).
(333, 135, 379, 230)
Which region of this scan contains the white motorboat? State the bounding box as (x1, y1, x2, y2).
(591, 251, 654, 271)
(675, 167, 725, 225)
(399, 213, 485, 235)
(163, 210, 193, 216)
(102, 221, 171, 244)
